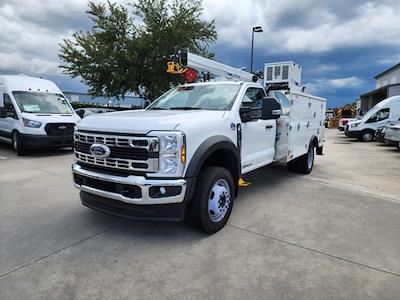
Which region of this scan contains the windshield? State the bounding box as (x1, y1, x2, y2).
(12, 91, 74, 114)
(148, 84, 241, 111)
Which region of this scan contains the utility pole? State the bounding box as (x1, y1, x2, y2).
(250, 26, 263, 73)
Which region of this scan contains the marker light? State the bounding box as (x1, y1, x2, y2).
(181, 144, 186, 164)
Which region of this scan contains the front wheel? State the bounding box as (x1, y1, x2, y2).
(358, 130, 374, 142)
(12, 131, 27, 156)
(190, 167, 235, 234)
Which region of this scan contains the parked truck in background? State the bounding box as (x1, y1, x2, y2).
(71, 50, 326, 234)
(336, 105, 357, 131)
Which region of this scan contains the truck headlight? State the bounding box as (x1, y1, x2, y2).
(23, 118, 42, 128)
(149, 131, 186, 177)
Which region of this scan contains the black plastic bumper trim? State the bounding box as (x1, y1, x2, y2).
(80, 192, 186, 221)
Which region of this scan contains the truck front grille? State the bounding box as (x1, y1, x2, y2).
(74, 131, 159, 173)
(74, 141, 151, 160)
(45, 123, 75, 136)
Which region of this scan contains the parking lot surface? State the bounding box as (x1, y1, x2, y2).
(1, 129, 400, 299)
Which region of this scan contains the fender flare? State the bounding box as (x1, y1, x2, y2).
(185, 135, 241, 179)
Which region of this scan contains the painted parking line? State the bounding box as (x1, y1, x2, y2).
(0, 155, 7, 160)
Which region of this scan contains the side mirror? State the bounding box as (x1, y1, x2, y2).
(240, 106, 261, 122)
(76, 110, 85, 118)
(143, 100, 151, 108)
(0, 107, 5, 118)
(261, 97, 282, 120)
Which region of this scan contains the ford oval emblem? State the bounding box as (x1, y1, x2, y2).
(90, 144, 110, 158)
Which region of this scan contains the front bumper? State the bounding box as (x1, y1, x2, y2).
(384, 138, 400, 146)
(72, 163, 187, 205)
(344, 130, 360, 138)
(21, 133, 73, 148)
(80, 192, 186, 221)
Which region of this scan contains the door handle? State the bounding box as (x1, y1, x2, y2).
(265, 125, 273, 129)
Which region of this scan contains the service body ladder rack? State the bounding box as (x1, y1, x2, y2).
(167, 48, 259, 83)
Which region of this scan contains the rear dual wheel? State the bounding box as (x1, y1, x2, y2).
(288, 143, 314, 174)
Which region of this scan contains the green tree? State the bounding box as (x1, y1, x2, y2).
(59, 0, 217, 101)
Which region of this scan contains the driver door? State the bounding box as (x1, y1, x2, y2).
(240, 87, 276, 174)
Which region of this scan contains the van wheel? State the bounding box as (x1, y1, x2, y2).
(359, 130, 374, 142)
(288, 144, 314, 174)
(12, 131, 27, 156)
(190, 167, 235, 234)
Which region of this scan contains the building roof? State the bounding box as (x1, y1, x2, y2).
(359, 83, 400, 98)
(374, 63, 400, 79)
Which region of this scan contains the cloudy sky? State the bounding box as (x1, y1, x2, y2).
(1, 0, 400, 107)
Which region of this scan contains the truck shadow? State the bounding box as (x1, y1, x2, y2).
(240, 162, 296, 193)
(81, 164, 303, 240)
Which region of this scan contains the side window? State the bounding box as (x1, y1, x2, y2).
(274, 92, 291, 115)
(366, 108, 390, 123)
(376, 108, 390, 121)
(4, 94, 17, 118)
(241, 87, 266, 108)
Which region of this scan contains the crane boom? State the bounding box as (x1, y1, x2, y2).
(167, 48, 259, 83)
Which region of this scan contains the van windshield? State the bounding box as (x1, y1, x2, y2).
(361, 107, 377, 121)
(147, 84, 241, 111)
(12, 91, 74, 114)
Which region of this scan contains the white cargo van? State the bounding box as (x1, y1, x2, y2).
(0, 75, 80, 155)
(345, 96, 400, 142)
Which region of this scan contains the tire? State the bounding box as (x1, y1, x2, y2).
(288, 144, 314, 174)
(12, 131, 27, 156)
(287, 159, 299, 172)
(190, 167, 235, 234)
(358, 130, 375, 142)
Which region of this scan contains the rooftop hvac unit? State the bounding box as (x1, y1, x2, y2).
(264, 61, 301, 90)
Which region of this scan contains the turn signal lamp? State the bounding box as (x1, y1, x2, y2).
(180, 145, 186, 164)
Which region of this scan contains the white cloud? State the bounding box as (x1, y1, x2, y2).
(306, 76, 365, 94)
(203, 0, 400, 54)
(1, 0, 400, 78)
(306, 64, 339, 75)
(378, 54, 400, 66)
(0, 52, 59, 75)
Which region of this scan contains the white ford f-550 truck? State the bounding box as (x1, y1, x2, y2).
(72, 50, 326, 234)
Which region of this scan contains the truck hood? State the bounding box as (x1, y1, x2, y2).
(77, 109, 226, 134)
(21, 112, 80, 124)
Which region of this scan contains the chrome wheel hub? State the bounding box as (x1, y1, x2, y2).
(208, 179, 231, 223)
(364, 133, 372, 141)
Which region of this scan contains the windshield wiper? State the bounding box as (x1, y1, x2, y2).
(148, 107, 168, 110)
(169, 107, 201, 110)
